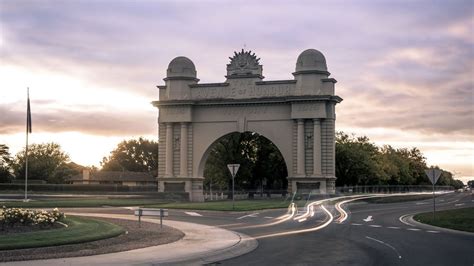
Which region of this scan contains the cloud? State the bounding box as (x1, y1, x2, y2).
(0, 102, 156, 136)
(0, 0, 472, 172)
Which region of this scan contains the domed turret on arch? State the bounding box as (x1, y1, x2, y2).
(295, 49, 328, 73)
(166, 56, 197, 79)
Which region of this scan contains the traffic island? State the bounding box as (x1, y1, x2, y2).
(0, 216, 183, 262)
(413, 207, 474, 233)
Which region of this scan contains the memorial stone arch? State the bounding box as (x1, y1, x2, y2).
(153, 49, 342, 202)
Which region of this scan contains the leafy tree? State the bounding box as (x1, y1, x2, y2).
(12, 143, 74, 183)
(0, 144, 13, 183)
(203, 132, 287, 194)
(468, 180, 474, 188)
(335, 132, 384, 186)
(101, 137, 158, 173)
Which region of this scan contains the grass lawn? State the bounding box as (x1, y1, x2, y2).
(0, 216, 124, 250)
(0, 198, 169, 208)
(414, 207, 474, 233)
(147, 199, 296, 211)
(362, 194, 435, 204)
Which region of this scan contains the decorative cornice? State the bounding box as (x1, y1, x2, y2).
(163, 76, 200, 82)
(292, 70, 330, 76)
(153, 95, 343, 107)
(321, 78, 337, 83)
(189, 82, 230, 88)
(225, 74, 264, 79)
(255, 80, 297, 85)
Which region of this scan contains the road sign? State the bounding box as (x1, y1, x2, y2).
(425, 168, 442, 220)
(425, 168, 442, 185)
(227, 164, 240, 178)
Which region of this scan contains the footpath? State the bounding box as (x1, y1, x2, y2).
(2, 212, 258, 266)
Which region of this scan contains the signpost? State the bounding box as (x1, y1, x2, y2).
(227, 164, 240, 210)
(425, 168, 442, 220)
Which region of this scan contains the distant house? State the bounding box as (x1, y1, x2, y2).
(70, 169, 156, 186)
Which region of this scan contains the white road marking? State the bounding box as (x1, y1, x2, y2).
(407, 228, 420, 231)
(363, 215, 373, 222)
(454, 203, 465, 206)
(387, 226, 400, 229)
(351, 223, 363, 226)
(184, 212, 202, 217)
(415, 202, 429, 205)
(365, 236, 402, 259)
(399, 214, 415, 227)
(369, 225, 382, 228)
(264, 216, 274, 219)
(439, 199, 445, 202)
(427, 230, 440, 233)
(237, 213, 259, 219)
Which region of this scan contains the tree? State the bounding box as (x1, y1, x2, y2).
(203, 132, 288, 194)
(0, 144, 13, 183)
(335, 132, 384, 186)
(468, 180, 474, 188)
(101, 137, 158, 173)
(11, 143, 74, 183)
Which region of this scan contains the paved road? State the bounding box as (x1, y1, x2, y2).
(65, 191, 473, 265)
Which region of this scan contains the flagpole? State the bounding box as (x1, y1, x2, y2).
(24, 88, 29, 202)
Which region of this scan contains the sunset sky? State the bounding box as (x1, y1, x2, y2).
(0, 0, 472, 183)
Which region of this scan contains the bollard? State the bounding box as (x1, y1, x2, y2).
(138, 208, 142, 228)
(160, 209, 163, 229)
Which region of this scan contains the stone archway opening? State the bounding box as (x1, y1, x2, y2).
(202, 131, 289, 199)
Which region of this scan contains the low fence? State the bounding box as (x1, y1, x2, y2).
(335, 185, 453, 194)
(203, 185, 454, 201)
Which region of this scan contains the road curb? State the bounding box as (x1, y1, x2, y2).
(163, 231, 258, 265)
(406, 214, 474, 236)
(2, 212, 258, 266)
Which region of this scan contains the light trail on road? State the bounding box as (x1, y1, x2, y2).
(255, 205, 334, 239)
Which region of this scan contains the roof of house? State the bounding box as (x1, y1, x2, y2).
(70, 171, 156, 182)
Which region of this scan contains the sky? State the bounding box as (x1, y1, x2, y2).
(0, 0, 473, 183)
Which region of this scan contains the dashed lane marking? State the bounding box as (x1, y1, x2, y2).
(340, 222, 442, 234)
(264, 216, 274, 219)
(184, 212, 202, 217)
(454, 203, 465, 206)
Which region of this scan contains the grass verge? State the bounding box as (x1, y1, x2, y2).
(0, 216, 124, 250)
(148, 199, 296, 211)
(362, 194, 435, 204)
(413, 207, 474, 233)
(0, 198, 169, 208)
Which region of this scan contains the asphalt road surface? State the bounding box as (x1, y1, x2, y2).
(65, 191, 473, 266)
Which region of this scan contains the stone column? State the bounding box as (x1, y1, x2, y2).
(180, 122, 188, 176)
(297, 119, 305, 176)
(165, 123, 173, 177)
(313, 119, 322, 176)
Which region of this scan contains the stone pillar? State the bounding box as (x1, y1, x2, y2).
(297, 119, 305, 176)
(165, 123, 173, 177)
(313, 119, 322, 176)
(180, 122, 188, 176)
